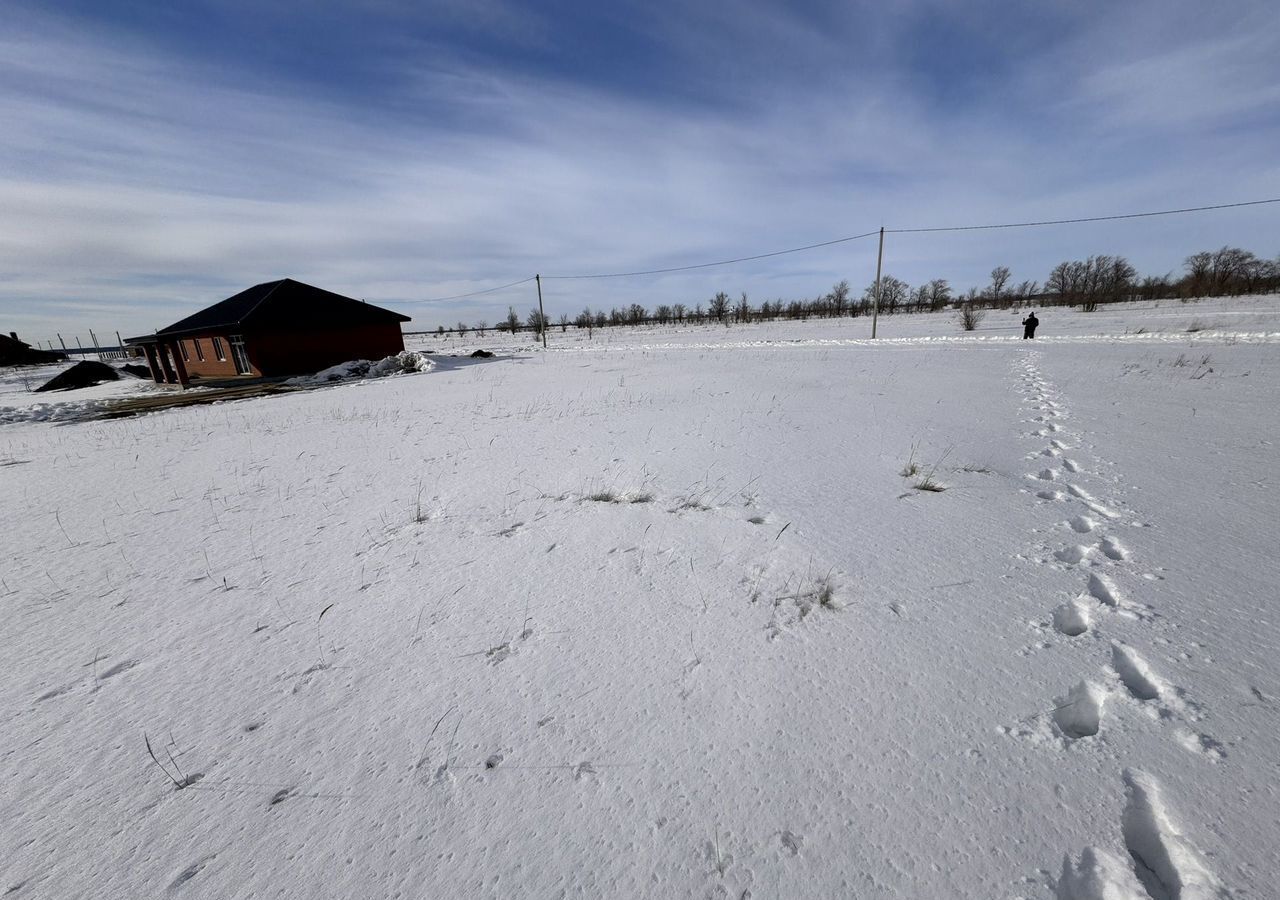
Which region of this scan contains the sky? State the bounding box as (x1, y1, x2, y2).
(2, 0, 1278, 344)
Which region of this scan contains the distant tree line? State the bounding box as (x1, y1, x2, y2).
(429, 245, 1277, 336)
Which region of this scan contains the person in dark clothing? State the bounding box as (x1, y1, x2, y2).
(1022, 312, 1039, 339)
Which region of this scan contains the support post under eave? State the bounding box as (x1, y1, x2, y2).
(143, 346, 163, 383)
(167, 341, 190, 389)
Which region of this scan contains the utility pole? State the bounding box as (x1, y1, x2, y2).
(871, 226, 884, 339)
(535, 274, 547, 349)
(57, 333, 67, 352)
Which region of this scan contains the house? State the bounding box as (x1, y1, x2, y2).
(125, 279, 411, 386)
(0, 331, 66, 366)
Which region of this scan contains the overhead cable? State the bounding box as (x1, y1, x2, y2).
(887, 198, 1280, 234)
(412, 196, 1279, 298)
(541, 230, 883, 280)
(403, 275, 537, 304)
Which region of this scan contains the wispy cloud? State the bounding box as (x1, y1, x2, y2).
(2, 0, 1276, 341)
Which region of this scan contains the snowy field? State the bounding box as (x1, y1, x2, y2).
(3, 296, 1279, 898)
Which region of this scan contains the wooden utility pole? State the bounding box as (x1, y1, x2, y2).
(535, 274, 547, 349)
(871, 227, 884, 339)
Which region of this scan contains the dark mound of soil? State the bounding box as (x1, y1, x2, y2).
(120, 364, 152, 379)
(470, 349, 494, 358)
(35, 361, 122, 392)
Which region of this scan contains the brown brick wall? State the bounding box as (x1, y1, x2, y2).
(249, 324, 405, 376)
(176, 335, 256, 379)
(171, 324, 404, 380)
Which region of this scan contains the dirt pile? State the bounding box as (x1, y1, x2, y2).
(35, 361, 121, 392)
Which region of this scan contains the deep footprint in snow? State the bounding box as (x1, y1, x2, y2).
(1061, 459, 1081, 473)
(1066, 484, 1121, 519)
(1099, 537, 1128, 561)
(1053, 681, 1105, 740)
(1055, 545, 1091, 564)
(1058, 846, 1148, 899)
(1052, 598, 1090, 636)
(1068, 515, 1097, 534)
(1111, 643, 1163, 702)
(1087, 572, 1122, 607)
(1037, 489, 1067, 501)
(1121, 769, 1226, 899)
(1037, 469, 1058, 481)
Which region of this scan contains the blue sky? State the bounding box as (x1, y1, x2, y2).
(2, 0, 1277, 343)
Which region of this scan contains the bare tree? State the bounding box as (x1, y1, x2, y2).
(864, 276, 908, 314)
(527, 307, 548, 335)
(1183, 252, 1212, 298)
(455, 321, 468, 336)
(708, 292, 730, 321)
(926, 279, 952, 310)
(474, 320, 488, 334)
(1048, 256, 1134, 310)
(827, 279, 851, 317)
(504, 306, 521, 333)
(1012, 280, 1038, 306)
(987, 266, 1012, 306)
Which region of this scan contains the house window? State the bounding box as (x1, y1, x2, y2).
(179, 341, 189, 362)
(212, 337, 226, 361)
(193, 339, 205, 361)
(228, 335, 252, 375)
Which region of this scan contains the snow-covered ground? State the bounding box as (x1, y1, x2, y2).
(0, 362, 156, 425)
(3, 296, 1278, 898)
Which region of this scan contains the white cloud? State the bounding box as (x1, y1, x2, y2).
(1, 1, 1277, 342)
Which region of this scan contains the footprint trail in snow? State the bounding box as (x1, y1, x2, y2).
(1010, 351, 1227, 893)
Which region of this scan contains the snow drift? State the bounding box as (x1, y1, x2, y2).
(285, 350, 434, 386)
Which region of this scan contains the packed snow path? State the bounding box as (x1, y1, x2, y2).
(3, 305, 1278, 898)
(1006, 352, 1233, 899)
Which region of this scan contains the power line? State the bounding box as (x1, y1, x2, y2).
(541, 230, 882, 280)
(887, 198, 1280, 234)
(409, 196, 1279, 300)
(403, 275, 537, 304)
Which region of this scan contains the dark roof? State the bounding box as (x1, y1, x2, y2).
(128, 279, 410, 342)
(1, 332, 66, 364)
